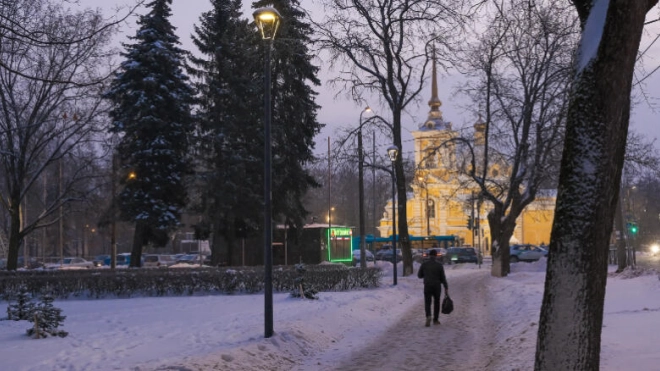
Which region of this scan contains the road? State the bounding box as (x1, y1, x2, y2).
(634, 252, 660, 270)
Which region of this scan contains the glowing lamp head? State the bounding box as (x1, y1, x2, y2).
(387, 145, 399, 162)
(253, 7, 282, 40)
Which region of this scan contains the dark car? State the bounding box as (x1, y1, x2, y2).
(422, 248, 447, 263)
(93, 255, 111, 267)
(17, 257, 43, 269)
(352, 249, 375, 266)
(445, 247, 478, 264)
(375, 249, 403, 263)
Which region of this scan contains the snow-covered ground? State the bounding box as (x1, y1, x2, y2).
(1, 258, 659, 370)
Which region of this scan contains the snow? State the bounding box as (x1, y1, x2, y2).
(2, 258, 660, 370)
(576, 0, 610, 73)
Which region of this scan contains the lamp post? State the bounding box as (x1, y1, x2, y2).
(417, 175, 430, 236)
(254, 6, 281, 339)
(387, 145, 399, 286)
(358, 106, 371, 268)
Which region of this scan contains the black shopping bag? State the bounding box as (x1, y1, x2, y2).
(441, 294, 454, 314)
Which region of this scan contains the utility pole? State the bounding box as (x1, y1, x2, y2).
(358, 107, 371, 268)
(372, 131, 376, 244)
(111, 141, 117, 269)
(59, 157, 63, 266)
(328, 136, 332, 255)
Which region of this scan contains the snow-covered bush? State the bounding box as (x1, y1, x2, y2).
(290, 264, 319, 300)
(26, 291, 68, 338)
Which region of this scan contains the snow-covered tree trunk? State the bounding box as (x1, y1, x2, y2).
(535, 0, 658, 369)
(488, 210, 517, 277)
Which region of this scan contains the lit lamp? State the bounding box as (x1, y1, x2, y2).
(358, 107, 371, 268)
(254, 6, 281, 339)
(387, 145, 399, 285)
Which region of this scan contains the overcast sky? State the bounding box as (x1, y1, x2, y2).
(78, 0, 660, 158)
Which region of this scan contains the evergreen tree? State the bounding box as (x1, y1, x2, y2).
(7, 286, 34, 321)
(26, 292, 68, 338)
(252, 0, 323, 229)
(189, 0, 262, 266)
(105, 0, 195, 266)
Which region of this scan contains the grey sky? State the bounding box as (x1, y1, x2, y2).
(78, 0, 660, 157)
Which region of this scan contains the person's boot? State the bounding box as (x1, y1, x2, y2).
(433, 319, 441, 325)
(425, 316, 431, 327)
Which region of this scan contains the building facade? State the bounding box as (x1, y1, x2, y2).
(378, 56, 555, 254)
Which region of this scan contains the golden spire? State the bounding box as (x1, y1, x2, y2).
(427, 45, 442, 119)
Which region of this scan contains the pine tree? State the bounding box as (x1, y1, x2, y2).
(105, 0, 194, 266)
(7, 286, 34, 321)
(26, 292, 68, 338)
(252, 0, 323, 230)
(189, 0, 262, 266)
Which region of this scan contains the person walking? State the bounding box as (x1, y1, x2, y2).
(417, 249, 448, 327)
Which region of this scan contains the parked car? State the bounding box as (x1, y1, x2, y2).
(45, 257, 94, 270)
(422, 247, 447, 263)
(103, 253, 143, 267)
(445, 247, 478, 264)
(352, 249, 375, 266)
(375, 248, 403, 263)
(17, 257, 43, 269)
(509, 244, 545, 262)
(175, 254, 209, 265)
(92, 255, 110, 267)
(143, 254, 176, 268)
(0, 257, 41, 269)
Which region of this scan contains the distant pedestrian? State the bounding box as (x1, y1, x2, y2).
(417, 249, 448, 327)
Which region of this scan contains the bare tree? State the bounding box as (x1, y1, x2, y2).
(535, 0, 659, 368)
(613, 132, 660, 271)
(0, 0, 116, 270)
(453, 0, 578, 277)
(312, 0, 468, 276)
(0, 0, 142, 84)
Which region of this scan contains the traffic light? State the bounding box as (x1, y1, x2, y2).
(626, 222, 638, 235)
(467, 216, 473, 230)
(630, 223, 638, 235)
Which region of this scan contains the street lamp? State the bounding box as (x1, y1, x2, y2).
(358, 106, 371, 268)
(387, 145, 399, 286)
(417, 175, 431, 236)
(254, 6, 281, 339)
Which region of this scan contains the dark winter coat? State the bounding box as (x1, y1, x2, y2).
(418, 257, 448, 291)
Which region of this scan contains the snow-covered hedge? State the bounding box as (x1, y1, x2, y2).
(0, 265, 381, 300)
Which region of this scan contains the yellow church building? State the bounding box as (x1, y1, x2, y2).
(378, 58, 555, 255)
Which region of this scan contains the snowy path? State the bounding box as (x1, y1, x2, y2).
(321, 271, 499, 371)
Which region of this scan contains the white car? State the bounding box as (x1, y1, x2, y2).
(45, 257, 94, 270)
(143, 254, 176, 268)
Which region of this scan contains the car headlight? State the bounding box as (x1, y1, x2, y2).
(651, 244, 660, 254)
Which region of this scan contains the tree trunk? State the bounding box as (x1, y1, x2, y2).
(130, 221, 145, 268)
(6, 197, 22, 271)
(211, 217, 226, 266)
(614, 193, 628, 272)
(535, 1, 655, 369)
(394, 112, 413, 277)
(488, 209, 516, 278)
